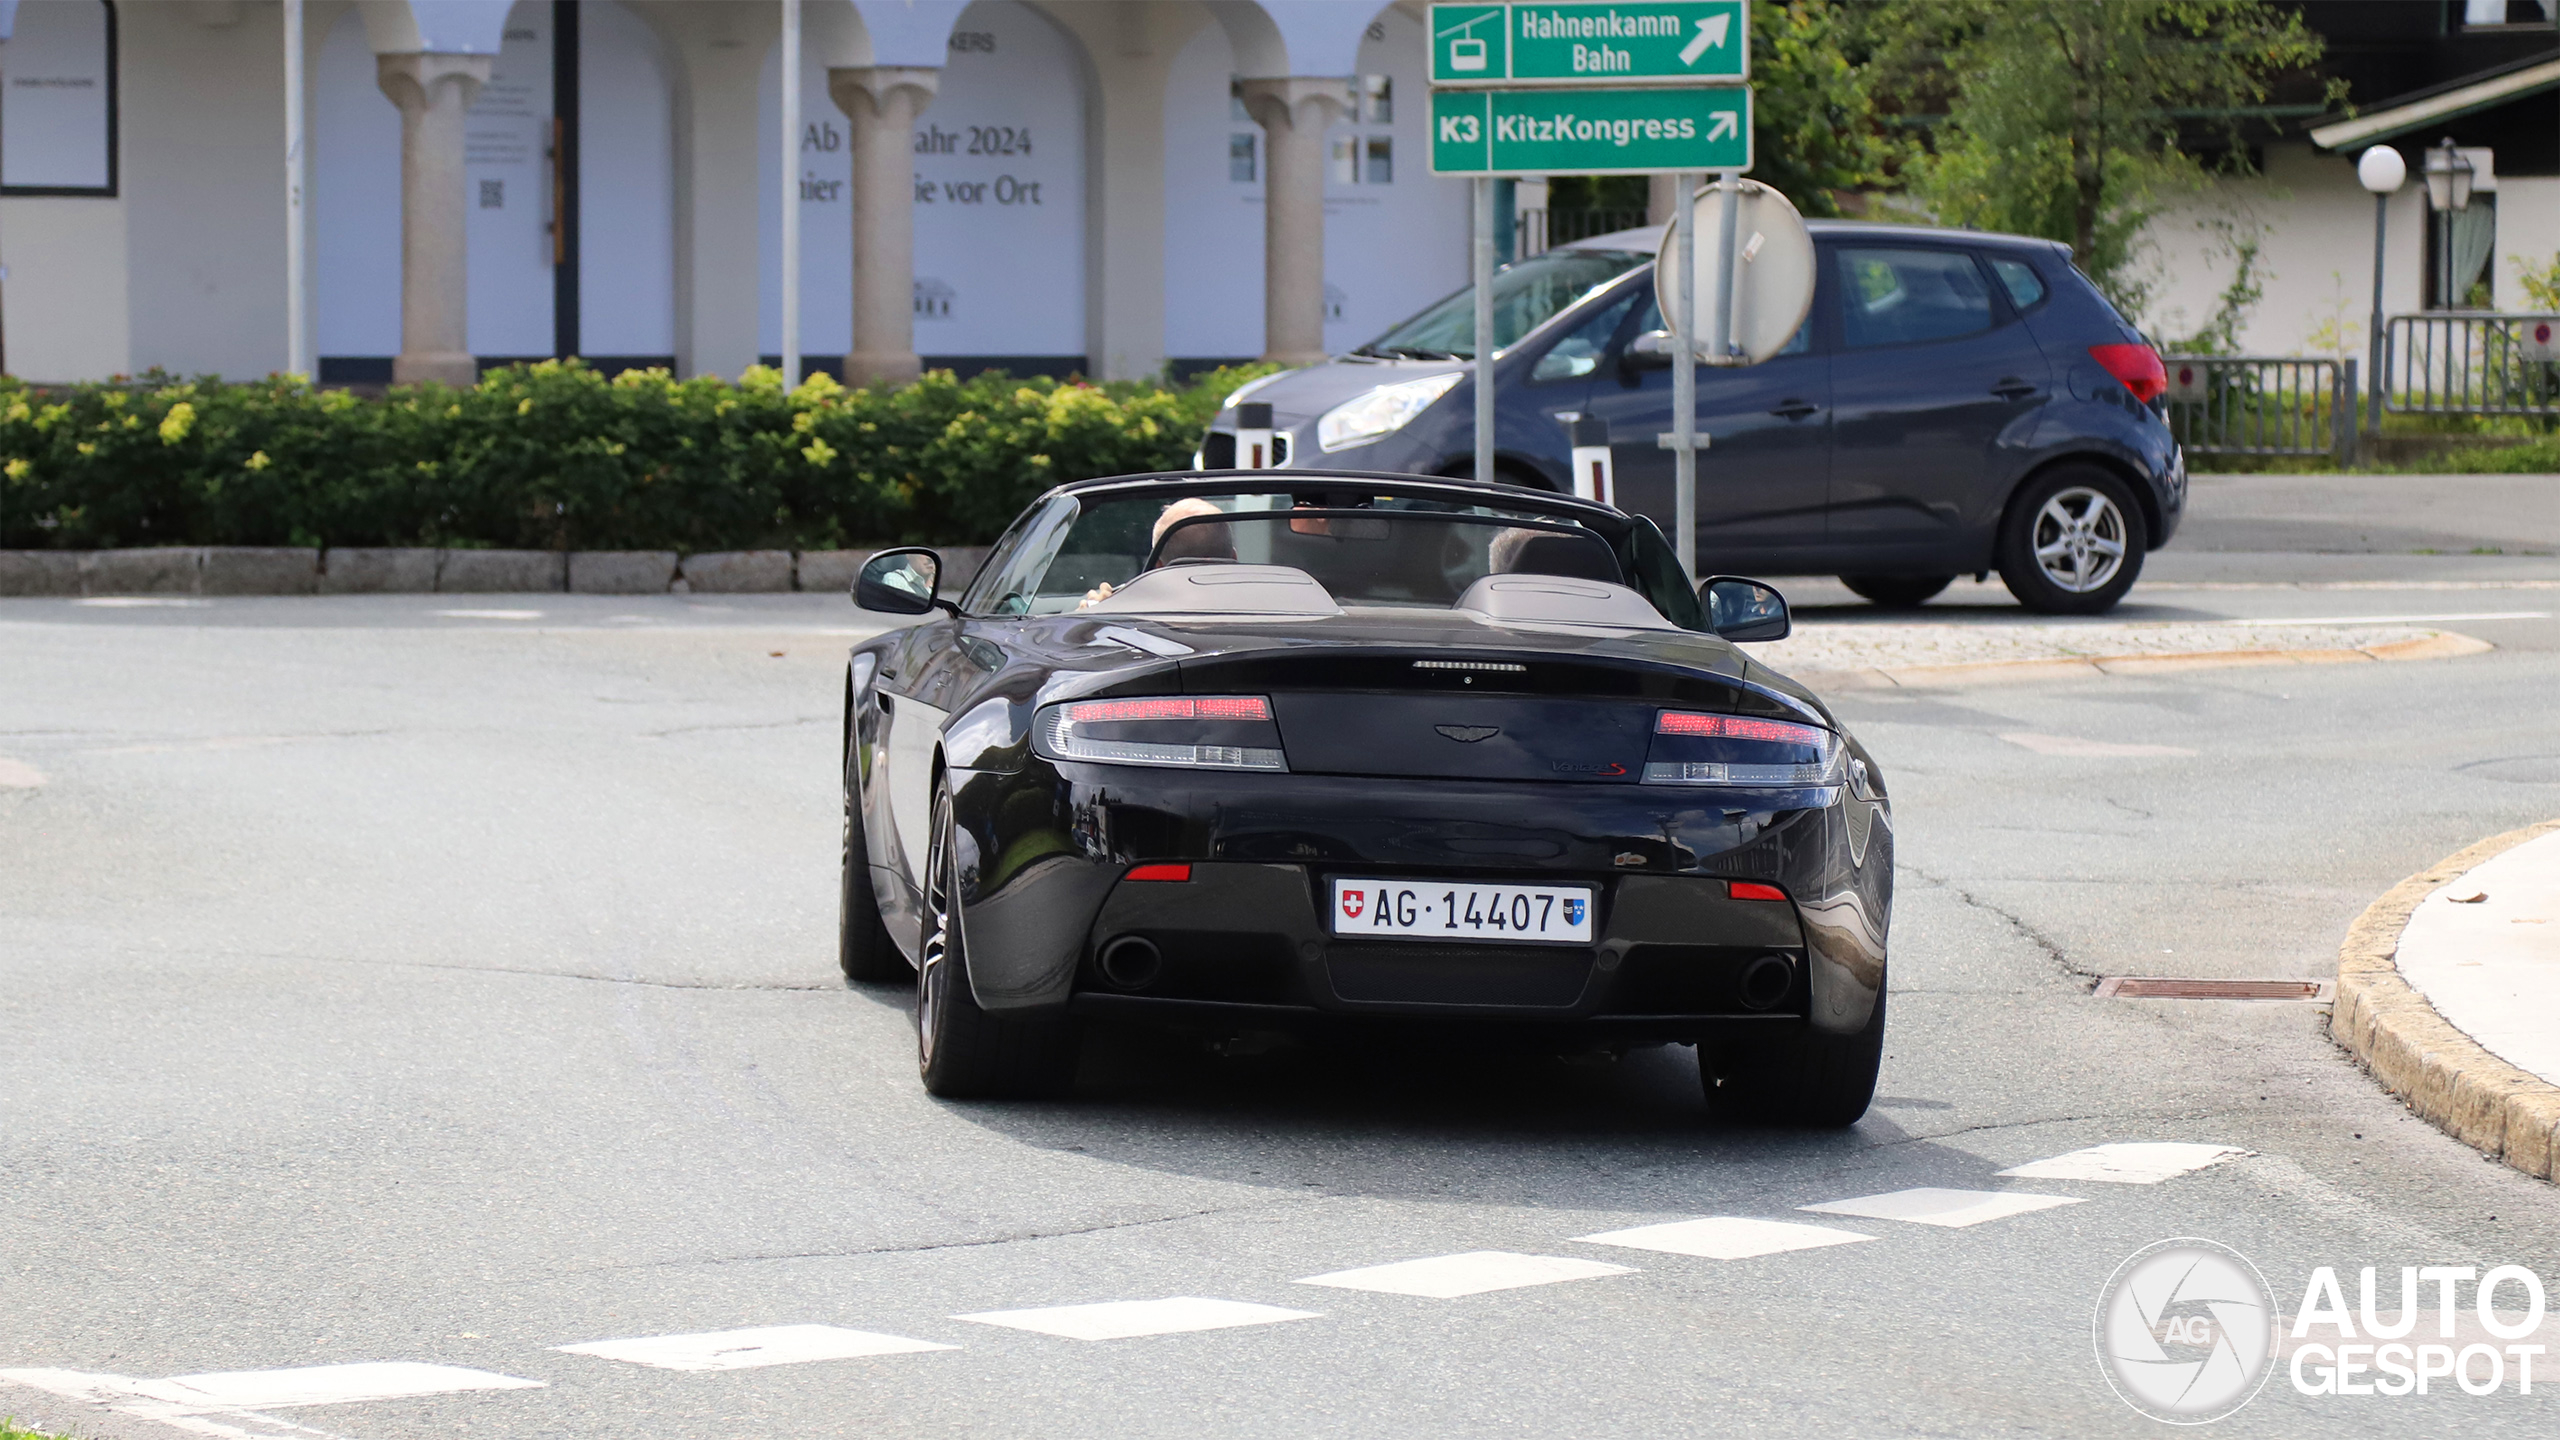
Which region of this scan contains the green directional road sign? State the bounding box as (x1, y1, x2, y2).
(1430, 85, 1750, 175)
(1430, 1, 1747, 87)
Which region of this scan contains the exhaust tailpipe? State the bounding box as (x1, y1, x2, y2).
(1738, 954, 1795, 1011)
(1099, 935, 1164, 991)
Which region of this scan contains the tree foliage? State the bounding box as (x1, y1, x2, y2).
(1875, 0, 2327, 312)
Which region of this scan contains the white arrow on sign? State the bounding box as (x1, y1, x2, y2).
(1705, 110, 1738, 141)
(1678, 14, 1731, 66)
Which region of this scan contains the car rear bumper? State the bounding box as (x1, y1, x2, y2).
(945, 762, 1891, 1037)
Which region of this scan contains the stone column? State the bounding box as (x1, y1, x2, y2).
(377, 52, 493, 387)
(828, 66, 940, 389)
(1237, 78, 1350, 368)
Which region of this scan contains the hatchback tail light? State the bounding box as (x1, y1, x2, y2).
(1643, 710, 1841, 787)
(1032, 695, 1287, 772)
(2088, 343, 2167, 403)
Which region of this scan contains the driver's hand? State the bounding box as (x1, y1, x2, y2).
(1077, 581, 1115, 610)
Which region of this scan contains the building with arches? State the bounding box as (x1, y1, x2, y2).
(0, 0, 1470, 385)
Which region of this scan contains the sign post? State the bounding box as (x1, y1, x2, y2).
(1431, 2, 1753, 581)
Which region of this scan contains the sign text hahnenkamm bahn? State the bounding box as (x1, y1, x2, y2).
(1430, 2, 1749, 87)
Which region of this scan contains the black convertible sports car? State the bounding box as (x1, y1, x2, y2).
(840, 470, 1892, 1124)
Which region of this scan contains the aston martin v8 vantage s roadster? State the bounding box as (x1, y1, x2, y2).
(840, 471, 1892, 1124)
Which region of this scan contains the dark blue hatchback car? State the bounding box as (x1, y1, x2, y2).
(1200, 222, 2184, 614)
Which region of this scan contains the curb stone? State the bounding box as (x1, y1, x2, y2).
(567, 550, 679, 595)
(201, 546, 319, 596)
(2332, 819, 2560, 1183)
(795, 550, 872, 594)
(437, 549, 565, 593)
(320, 548, 441, 594)
(78, 546, 202, 595)
(0, 550, 83, 596)
(679, 550, 794, 593)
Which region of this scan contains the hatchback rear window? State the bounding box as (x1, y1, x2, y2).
(1989, 257, 2047, 310)
(1836, 247, 1995, 349)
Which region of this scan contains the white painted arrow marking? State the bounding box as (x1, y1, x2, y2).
(1706, 111, 1739, 142)
(1680, 14, 1730, 66)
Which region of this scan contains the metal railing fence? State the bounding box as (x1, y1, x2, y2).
(1515, 207, 1653, 257)
(2161, 355, 2355, 463)
(2381, 312, 2560, 417)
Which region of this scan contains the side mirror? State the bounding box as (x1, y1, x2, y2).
(1700, 575, 1790, 641)
(1624, 329, 1676, 371)
(854, 547, 945, 615)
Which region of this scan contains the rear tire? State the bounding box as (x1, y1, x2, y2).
(839, 747, 907, 985)
(916, 787, 1081, 1099)
(1996, 465, 2146, 615)
(1700, 987, 1885, 1127)
(1840, 574, 1953, 608)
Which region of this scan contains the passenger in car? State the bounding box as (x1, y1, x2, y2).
(1080, 497, 1234, 608)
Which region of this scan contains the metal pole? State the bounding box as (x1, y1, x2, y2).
(1671, 172, 1697, 577)
(2366, 191, 2386, 440)
(285, 0, 308, 377)
(1473, 175, 1495, 483)
(1713, 170, 1741, 361)
(780, 0, 801, 386)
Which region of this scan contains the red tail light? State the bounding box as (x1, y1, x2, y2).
(1125, 863, 1192, 882)
(1067, 696, 1270, 724)
(2088, 343, 2167, 403)
(1032, 695, 1287, 772)
(1729, 882, 1788, 902)
(1656, 712, 1827, 746)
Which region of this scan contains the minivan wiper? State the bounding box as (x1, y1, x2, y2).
(1356, 344, 1467, 361)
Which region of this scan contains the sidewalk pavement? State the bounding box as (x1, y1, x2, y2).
(2333, 821, 2560, 1184)
(2397, 830, 2560, 1087)
(1766, 619, 2488, 689)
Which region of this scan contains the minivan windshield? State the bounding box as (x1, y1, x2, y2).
(1357, 249, 1647, 360)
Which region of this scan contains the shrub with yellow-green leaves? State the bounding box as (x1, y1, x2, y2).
(0, 360, 1271, 551)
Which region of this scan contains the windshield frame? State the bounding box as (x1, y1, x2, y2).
(1355, 248, 1649, 361)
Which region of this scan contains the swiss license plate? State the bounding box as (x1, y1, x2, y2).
(1329, 878, 1596, 945)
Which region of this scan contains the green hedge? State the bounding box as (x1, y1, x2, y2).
(0, 361, 1274, 552)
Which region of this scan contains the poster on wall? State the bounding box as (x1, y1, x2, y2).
(1, 0, 117, 196)
(760, 0, 1085, 367)
(465, 10, 556, 358)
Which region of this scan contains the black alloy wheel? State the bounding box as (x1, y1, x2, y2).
(1700, 986, 1886, 1127)
(1996, 464, 2148, 615)
(838, 739, 907, 984)
(915, 786, 1081, 1099)
(1840, 574, 1954, 608)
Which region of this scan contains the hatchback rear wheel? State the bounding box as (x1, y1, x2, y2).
(1996, 466, 2146, 615)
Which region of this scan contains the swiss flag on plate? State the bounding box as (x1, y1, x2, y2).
(1341, 889, 1366, 919)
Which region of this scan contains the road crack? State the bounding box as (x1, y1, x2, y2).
(1901, 862, 2103, 984)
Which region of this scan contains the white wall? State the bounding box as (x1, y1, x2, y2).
(466, 2, 556, 357)
(1327, 5, 1466, 349)
(0, 195, 126, 379)
(758, 0, 1088, 362)
(1160, 16, 1259, 359)
(1163, 3, 1466, 361)
(580, 0, 676, 358)
(122, 0, 289, 379)
(2139, 142, 2439, 359)
(313, 6, 402, 359)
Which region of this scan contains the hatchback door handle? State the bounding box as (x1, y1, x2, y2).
(1992, 377, 2041, 400)
(1770, 399, 1820, 420)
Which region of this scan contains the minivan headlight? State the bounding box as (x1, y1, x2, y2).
(1316, 373, 1463, 452)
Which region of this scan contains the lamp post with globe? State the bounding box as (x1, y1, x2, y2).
(2359, 145, 2406, 442)
(2423, 137, 2476, 308)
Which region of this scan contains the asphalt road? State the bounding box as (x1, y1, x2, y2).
(5, 474, 2559, 1438)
